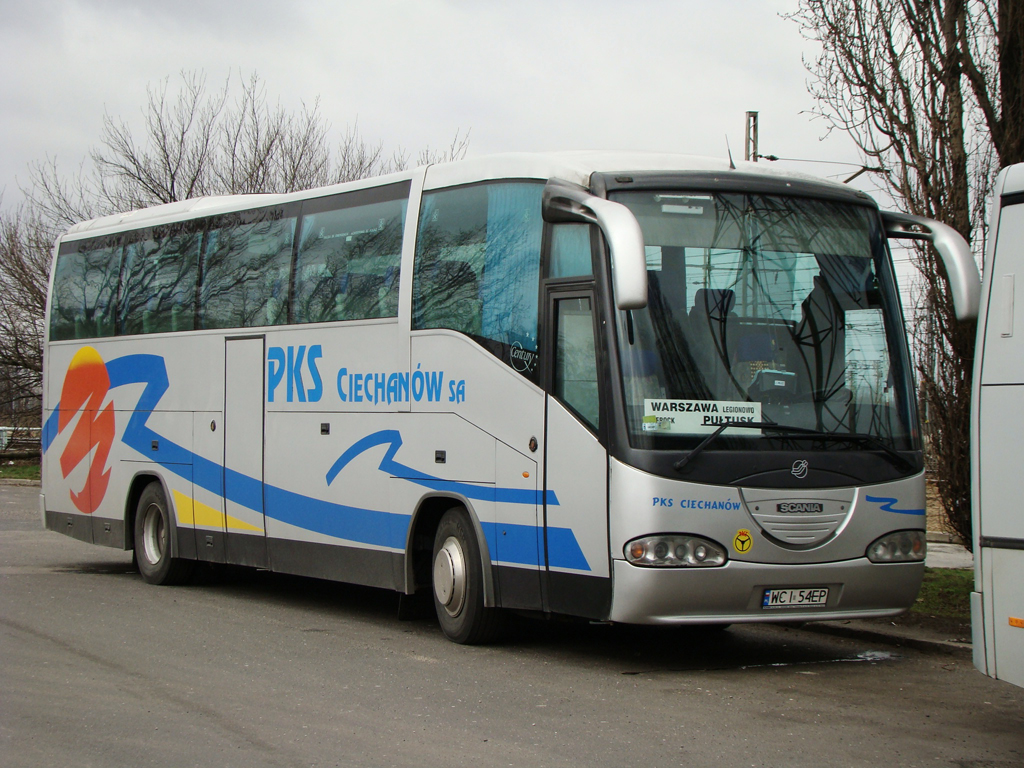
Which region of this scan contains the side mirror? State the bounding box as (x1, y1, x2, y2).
(542, 180, 648, 309)
(882, 211, 981, 321)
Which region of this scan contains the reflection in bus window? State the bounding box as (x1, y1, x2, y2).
(120, 226, 200, 335)
(199, 213, 296, 330)
(548, 224, 592, 279)
(293, 197, 406, 323)
(555, 296, 600, 430)
(50, 239, 122, 341)
(414, 182, 544, 380)
(612, 191, 913, 449)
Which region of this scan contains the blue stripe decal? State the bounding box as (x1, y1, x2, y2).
(42, 408, 60, 452)
(265, 484, 409, 549)
(483, 522, 539, 567)
(45, 352, 587, 571)
(326, 430, 560, 506)
(480, 522, 589, 572)
(865, 495, 925, 516)
(545, 527, 591, 571)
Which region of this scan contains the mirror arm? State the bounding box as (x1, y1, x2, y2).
(543, 180, 648, 310)
(882, 211, 981, 321)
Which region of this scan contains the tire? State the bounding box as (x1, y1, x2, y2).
(431, 507, 504, 644)
(134, 482, 194, 586)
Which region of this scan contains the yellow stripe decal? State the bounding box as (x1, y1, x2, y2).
(172, 490, 264, 533)
(172, 489, 195, 525)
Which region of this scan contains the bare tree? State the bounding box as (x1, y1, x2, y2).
(790, 0, 1024, 547)
(0, 200, 54, 426)
(26, 69, 470, 215)
(94, 71, 225, 209)
(412, 129, 473, 170)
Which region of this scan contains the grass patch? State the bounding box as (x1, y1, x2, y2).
(0, 460, 41, 481)
(912, 566, 973, 621)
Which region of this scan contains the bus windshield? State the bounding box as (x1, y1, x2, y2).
(609, 190, 917, 452)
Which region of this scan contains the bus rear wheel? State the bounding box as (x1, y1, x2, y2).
(134, 482, 194, 586)
(431, 507, 503, 644)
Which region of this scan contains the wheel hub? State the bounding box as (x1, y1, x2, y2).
(433, 536, 467, 617)
(142, 503, 165, 565)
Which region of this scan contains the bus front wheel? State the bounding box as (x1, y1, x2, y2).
(134, 482, 194, 586)
(431, 507, 503, 644)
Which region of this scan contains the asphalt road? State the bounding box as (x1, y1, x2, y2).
(2, 483, 1022, 768)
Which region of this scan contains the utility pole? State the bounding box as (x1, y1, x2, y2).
(745, 111, 758, 162)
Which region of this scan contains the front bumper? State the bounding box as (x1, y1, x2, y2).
(608, 557, 923, 625)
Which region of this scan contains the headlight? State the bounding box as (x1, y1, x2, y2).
(866, 530, 926, 563)
(624, 535, 727, 567)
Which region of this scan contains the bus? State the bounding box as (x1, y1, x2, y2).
(972, 161, 1024, 688)
(40, 152, 980, 644)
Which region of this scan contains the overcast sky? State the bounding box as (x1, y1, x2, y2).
(0, 0, 883, 206)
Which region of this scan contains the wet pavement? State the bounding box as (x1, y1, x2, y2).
(925, 541, 973, 569)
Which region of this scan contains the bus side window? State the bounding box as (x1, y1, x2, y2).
(119, 227, 199, 335)
(49, 238, 122, 341)
(199, 213, 295, 330)
(414, 182, 543, 379)
(554, 296, 600, 430)
(293, 193, 406, 323)
(548, 224, 592, 278)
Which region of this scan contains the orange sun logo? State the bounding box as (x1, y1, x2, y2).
(57, 347, 115, 514)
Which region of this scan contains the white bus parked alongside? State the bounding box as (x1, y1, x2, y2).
(972, 162, 1024, 688)
(40, 152, 979, 643)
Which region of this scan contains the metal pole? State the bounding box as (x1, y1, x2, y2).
(745, 111, 758, 162)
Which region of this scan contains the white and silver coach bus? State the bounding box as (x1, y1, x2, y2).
(40, 152, 980, 643)
(972, 161, 1024, 689)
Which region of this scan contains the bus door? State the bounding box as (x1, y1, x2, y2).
(543, 287, 612, 617)
(223, 336, 269, 568)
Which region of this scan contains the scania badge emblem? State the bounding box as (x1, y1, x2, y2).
(791, 459, 809, 479)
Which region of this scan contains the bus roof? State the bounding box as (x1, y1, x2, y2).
(1000, 162, 1024, 196)
(59, 151, 857, 242)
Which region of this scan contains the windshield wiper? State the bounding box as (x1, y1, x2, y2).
(672, 421, 915, 473)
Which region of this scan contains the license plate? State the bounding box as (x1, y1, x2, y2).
(762, 587, 829, 609)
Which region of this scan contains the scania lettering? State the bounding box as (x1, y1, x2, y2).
(40, 152, 979, 644)
(777, 503, 825, 514)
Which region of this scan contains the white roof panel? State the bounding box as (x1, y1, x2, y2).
(1000, 163, 1024, 196)
(59, 151, 852, 243)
